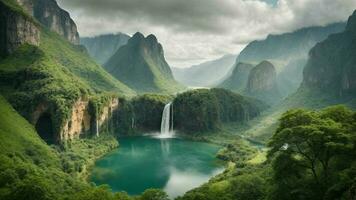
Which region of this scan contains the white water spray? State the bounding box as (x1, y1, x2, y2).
(160, 102, 174, 138)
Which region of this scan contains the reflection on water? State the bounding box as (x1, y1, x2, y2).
(90, 136, 223, 198)
(164, 167, 223, 198)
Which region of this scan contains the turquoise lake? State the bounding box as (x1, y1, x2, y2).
(90, 136, 223, 198)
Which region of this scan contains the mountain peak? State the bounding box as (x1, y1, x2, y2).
(104, 32, 183, 93)
(346, 10, 356, 33)
(132, 32, 145, 40)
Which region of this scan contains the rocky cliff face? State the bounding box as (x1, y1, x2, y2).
(245, 61, 281, 105)
(16, 0, 79, 44)
(218, 62, 254, 92)
(302, 11, 356, 97)
(0, 1, 40, 57)
(81, 33, 130, 65)
(104, 32, 183, 93)
(31, 97, 120, 142)
(228, 23, 346, 98)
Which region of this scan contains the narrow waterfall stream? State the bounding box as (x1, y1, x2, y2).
(160, 102, 174, 138)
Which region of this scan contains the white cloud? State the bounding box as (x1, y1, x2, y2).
(57, 0, 356, 68)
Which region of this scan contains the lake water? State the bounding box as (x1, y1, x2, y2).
(90, 136, 223, 198)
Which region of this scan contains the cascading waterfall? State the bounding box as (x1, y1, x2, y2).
(160, 102, 174, 138)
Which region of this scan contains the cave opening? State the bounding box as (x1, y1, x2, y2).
(35, 113, 56, 144)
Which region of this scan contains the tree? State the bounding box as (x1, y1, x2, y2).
(140, 189, 169, 200)
(230, 174, 266, 200)
(268, 106, 356, 200)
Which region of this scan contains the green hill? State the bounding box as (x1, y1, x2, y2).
(0, 95, 89, 199)
(104, 32, 185, 94)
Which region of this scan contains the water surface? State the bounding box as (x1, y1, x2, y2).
(90, 136, 223, 198)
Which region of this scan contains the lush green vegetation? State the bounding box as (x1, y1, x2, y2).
(104, 32, 185, 94)
(173, 88, 267, 133)
(0, 95, 174, 200)
(178, 105, 356, 200)
(114, 94, 172, 135)
(0, 14, 135, 136)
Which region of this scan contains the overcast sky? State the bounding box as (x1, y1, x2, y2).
(57, 0, 356, 68)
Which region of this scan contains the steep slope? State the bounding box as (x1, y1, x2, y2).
(16, 0, 80, 44)
(245, 61, 281, 105)
(172, 54, 236, 87)
(0, 95, 87, 199)
(296, 10, 356, 105)
(81, 33, 130, 65)
(104, 32, 184, 94)
(0, 0, 135, 142)
(218, 62, 254, 92)
(220, 23, 346, 97)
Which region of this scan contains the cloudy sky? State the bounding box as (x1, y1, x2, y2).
(57, 0, 356, 68)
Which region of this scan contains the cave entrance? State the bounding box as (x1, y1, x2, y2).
(35, 113, 55, 144)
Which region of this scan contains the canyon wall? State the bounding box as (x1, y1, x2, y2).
(31, 97, 120, 142)
(0, 1, 40, 57)
(16, 0, 79, 44)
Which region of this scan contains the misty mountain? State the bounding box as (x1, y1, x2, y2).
(104, 32, 184, 93)
(219, 22, 346, 97)
(172, 54, 236, 87)
(81, 33, 130, 65)
(300, 11, 356, 102)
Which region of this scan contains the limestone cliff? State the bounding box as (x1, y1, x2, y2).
(302, 10, 356, 97)
(16, 0, 79, 44)
(0, 1, 40, 57)
(245, 61, 281, 105)
(31, 97, 120, 142)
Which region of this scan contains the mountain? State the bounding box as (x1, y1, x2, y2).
(172, 54, 236, 87)
(0, 0, 135, 143)
(16, 0, 80, 44)
(81, 33, 130, 65)
(104, 32, 184, 94)
(219, 23, 346, 97)
(297, 10, 356, 104)
(218, 62, 254, 92)
(245, 61, 281, 105)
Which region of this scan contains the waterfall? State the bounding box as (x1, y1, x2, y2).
(160, 102, 174, 138)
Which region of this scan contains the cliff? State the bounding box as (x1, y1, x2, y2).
(104, 32, 184, 94)
(30, 96, 120, 143)
(302, 10, 356, 97)
(218, 62, 254, 92)
(81, 33, 130, 65)
(16, 0, 79, 44)
(223, 23, 346, 97)
(245, 61, 281, 105)
(0, 1, 40, 57)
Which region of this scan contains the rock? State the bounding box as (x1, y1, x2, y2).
(16, 0, 79, 44)
(302, 10, 356, 96)
(218, 62, 254, 92)
(31, 97, 120, 142)
(0, 1, 40, 57)
(245, 61, 281, 104)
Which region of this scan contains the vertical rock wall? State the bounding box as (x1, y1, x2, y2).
(0, 1, 40, 57)
(16, 0, 79, 44)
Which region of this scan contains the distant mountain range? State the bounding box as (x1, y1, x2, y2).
(104, 32, 184, 94)
(172, 54, 236, 87)
(81, 33, 130, 65)
(219, 22, 346, 99)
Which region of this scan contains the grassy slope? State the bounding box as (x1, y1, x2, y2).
(0, 96, 88, 198)
(143, 53, 185, 94)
